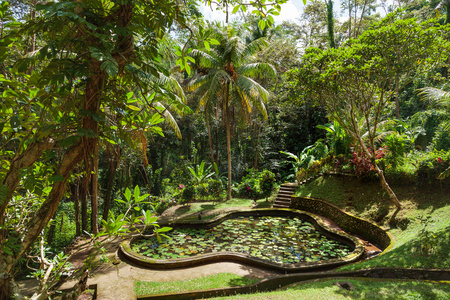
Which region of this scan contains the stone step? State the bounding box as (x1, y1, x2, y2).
(275, 197, 291, 203)
(273, 203, 290, 208)
(272, 183, 296, 209)
(275, 195, 292, 201)
(279, 186, 295, 191)
(277, 191, 293, 197)
(273, 201, 291, 206)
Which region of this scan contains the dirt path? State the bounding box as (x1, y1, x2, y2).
(18, 206, 277, 299)
(18, 206, 378, 299)
(87, 259, 275, 300)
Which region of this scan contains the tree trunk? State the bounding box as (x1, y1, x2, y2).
(46, 221, 55, 245)
(73, 181, 81, 236)
(395, 77, 400, 118)
(348, 2, 352, 39)
(91, 138, 99, 235)
(0, 138, 55, 245)
(102, 144, 119, 221)
(0, 143, 84, 295)
(358, 136, 402, 209)
(224, 83, 232, 200)
(206, 115, 216, 167)
(326, 0, 336, 48)
(80, 174, 89, 232)
(1, 3, 136, 298)
(373, 163, 402, 209)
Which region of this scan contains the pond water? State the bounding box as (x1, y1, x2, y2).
(131, 216, 353, 264)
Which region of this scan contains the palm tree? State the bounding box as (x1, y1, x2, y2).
(418, 86, 450, 179)
(186, 25, 276, 200)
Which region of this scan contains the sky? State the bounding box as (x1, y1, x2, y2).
(200, 1, 306, 25)
(199, 1, 390, 25)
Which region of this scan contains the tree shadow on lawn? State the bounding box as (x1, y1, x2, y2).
(200, 204, 216, 211)
(299, 176, 450, 221)
(341, 225, 450, 271)
(288, 278, 450, 300)
(227, 277, 260, 287)
(174, 205, 192, 216)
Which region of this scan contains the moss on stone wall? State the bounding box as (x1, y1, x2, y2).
(291, 196, 391, 250)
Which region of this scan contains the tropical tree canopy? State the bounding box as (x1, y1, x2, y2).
(186, 24, 277, 199)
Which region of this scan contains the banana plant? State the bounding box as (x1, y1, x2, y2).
(103, 186, 172, 239)
(213, 162, 227, 188)
(187, 161, 214, 184)
(317, 120, 352, 155)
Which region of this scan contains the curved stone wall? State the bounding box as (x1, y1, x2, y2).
(290, 196, 392, 250)
(120, 209, 365, 272)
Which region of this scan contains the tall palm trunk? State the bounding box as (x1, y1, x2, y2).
(206, 115, 216, 167)
(225, 83, 232, 200)
(326, 0, 336, 48)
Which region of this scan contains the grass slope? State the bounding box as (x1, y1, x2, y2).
(216, 278, 450, 300)
(134, 273, 260, 296)
(296, 175, 450, 270)
(136, 177, 450, 299)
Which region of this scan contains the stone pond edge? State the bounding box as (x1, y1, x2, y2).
(119, 208, 366, 272)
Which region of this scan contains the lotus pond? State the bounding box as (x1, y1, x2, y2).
(131, 216, 354, 264)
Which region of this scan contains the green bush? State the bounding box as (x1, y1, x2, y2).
(416, 150, 450, 185)
(181, 185, 195, 203)
(154, 200, 169, 215)
(238, 176, 259, 199)
(207, 179, 223, 198)
(383, 134, 408, 169)
(258, 169, 276, 198)
(430, 122, 450, 151)
(237, 169, 276, 199)
(410, 109, 448, 147)
(195, 183, 209, 198)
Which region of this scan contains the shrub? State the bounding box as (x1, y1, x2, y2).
(207, 179, 223, 198)
(154, 200, 169, 215)
(195, 183, 209, 198)
(238, 176, 259, 199)
(430, 122, 450, 151)
(383, 134, 408, 169)
(237, 169, 276, 199)
(258, 169, 276, 198)
(416, 150, 450, 185)
(181, 185, 195, 203)
(410, 109, 448, 147)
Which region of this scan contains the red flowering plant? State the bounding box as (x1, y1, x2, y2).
(350, 145, 389, 177)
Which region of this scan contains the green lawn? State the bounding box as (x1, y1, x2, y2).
(140, 176, 450, 299)
(171, 197, 273, 219)
(296, 176, 450, 270)
(216, 278, 450, 300)
(134, 273, 260, 296)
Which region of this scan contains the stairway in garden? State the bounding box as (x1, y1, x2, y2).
(272, 183, 297, 208)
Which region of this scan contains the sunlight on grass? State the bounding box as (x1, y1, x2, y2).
(295, 176, 450, 270)
(134, 273, 260, 296)
(216, 279, 450, 300)
(175, 198, 272, 217)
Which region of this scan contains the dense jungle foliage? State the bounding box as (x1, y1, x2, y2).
(0, 0, 449, 298)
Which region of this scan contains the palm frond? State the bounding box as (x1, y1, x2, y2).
(417, 87, 450, 107)
(190, 49, 220, 68)
(243, 37, 268, 59)
(153, 72, 186, 102)
(198, 70, 231, 108)
(153, 102, 182, 139)
(236, 75, 270, 103)
(237, 62, 277, 80)
(185, 72, 218, 92)
(234, 76, 268, 119)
